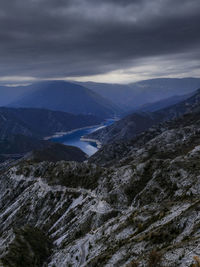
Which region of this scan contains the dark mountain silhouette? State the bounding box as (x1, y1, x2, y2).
(0, 135, 87, 163)
(25, 143, 87, 163)
(11, 81, 121, 118)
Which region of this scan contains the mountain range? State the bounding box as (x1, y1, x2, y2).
(86, 88, 200, 145)
(0, 83, 200, 266)
(77, 78, 200, 110)
(1, 78, 200, 118)
(9, 81, 121, 118)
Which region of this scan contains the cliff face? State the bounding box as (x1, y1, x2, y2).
(0, 107, 200, 266)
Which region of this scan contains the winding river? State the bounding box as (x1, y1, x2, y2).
(51, 119, 115, 156)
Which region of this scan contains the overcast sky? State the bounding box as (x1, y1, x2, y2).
(0, 0, 200, 83)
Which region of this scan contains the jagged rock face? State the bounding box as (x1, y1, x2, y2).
(1, 110, 200, 266)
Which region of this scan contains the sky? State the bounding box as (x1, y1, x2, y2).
(0, 0, 200, 84)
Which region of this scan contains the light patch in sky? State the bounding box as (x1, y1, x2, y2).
(0, 76, 37, 82)
(65, 55, 200, 84)
(0, 54, 199, 85)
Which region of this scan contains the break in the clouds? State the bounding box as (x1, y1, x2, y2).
(0, 0, 200, 83)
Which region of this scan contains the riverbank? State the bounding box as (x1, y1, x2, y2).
(43, 123, 103, 140)
(46, 118, 116, 156)
(80, 137, 102, 149)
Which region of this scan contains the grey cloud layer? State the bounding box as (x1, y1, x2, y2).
(0, 0, 199, 79)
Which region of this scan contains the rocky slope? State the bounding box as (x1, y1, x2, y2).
(86, 88, 200, 145)
(0, 105, 200, 266)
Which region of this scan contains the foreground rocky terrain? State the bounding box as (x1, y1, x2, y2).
(0, 98, 200, 266)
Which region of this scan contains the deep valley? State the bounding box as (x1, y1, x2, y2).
(0, 80, 200, 266)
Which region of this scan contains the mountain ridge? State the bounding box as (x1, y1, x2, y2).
(76, 77, 200, 109)
(10, 81, 122, 118)
(0, 92, 200, 266)
(85, 88, 200, 145)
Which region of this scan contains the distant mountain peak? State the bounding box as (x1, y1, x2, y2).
(10, 80, 122, 118)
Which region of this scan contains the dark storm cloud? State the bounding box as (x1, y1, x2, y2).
(0, 0, 199, 80)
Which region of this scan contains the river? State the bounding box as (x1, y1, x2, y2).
(51, 119, 115, 156)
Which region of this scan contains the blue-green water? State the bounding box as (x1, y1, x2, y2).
(51, 119, 115, 156)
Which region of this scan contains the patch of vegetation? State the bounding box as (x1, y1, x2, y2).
(191, 256, 200, 267)
(15, 161, 103, 190)
(147, 223, 182, 244)
(147, 250, 164, 267)
(1, 225, 52, 267)
(126, 250, 165, 267)
(126, 260, 139, 266)
(124, 160, 155, 204)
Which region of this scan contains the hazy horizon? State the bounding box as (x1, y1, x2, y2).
(1, 76, 200, 88)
